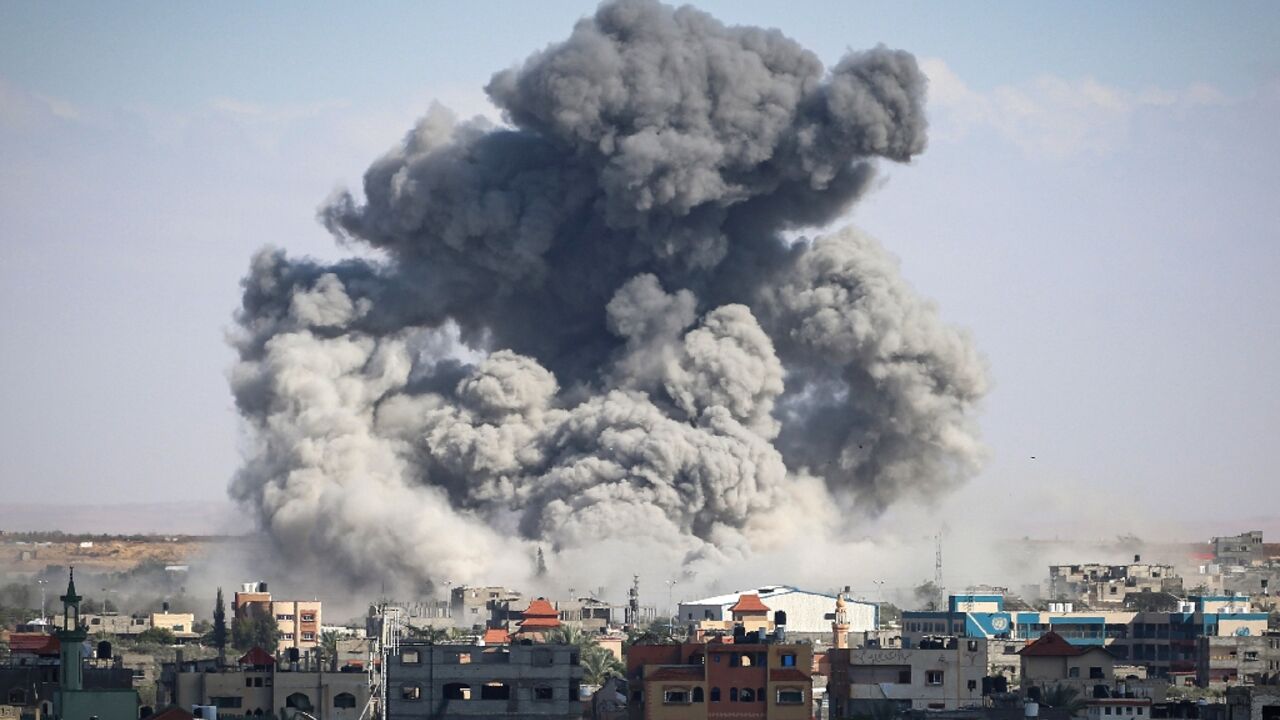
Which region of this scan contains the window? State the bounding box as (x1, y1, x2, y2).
(481, 682, 511, 700)
(1105, 708, 1112, 715)
(1069, 666, 1080, 678)
(284, 632, 294, 639)
(401, 649, 421, 664)
(1090, 666, 1105, 679)
(301, 613, 315, 622)
(898, 669, 912, 684)
(1137, 709, 1143, 716)
(777, 688, 804, 705)
(730, 687, 739, 702)
(968, 680, 977, 691)
(692, 687, 704, 702)
(926, 670, 944, 686)
(401, 684, 422, 700)
(534, 685, 554, 701)
(739, 653, 754, 667)
(740, 688, 755, 702)
(664, 688, 690, 704)
(174, 624, 186, 631)
(781, 653, 796, 667)
(276, 614, 294, 620)
(713, 654, 721, 663)
(334, 692, 357, 708)
(710, 687, 721, 702)
(443, 683, 471, 700)
(1006, 645, 1017, 654)
(302, 632, 315, 641)
(211, 697, 243, 709)
(757, 687, 765, 702)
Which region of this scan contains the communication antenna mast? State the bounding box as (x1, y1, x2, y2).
(934, 532, 944, 609)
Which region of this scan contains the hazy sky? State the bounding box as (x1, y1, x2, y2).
(2, 1, 1277, 538)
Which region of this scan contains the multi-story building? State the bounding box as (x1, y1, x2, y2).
(901, 594, 1013, 649)
(451, 585, 523, 631)
(1047, 559, 1183, 606)
(678, 585, 877, 640)
(1197, 633, 1280, 687)
(626, 639, 813, 720)
(387, 641, 583, 719)
(1018, 631, 1115, 698)
(231, 582, 322, 653)
(1012, 595, 1269, 678)
(149, 611, 198, 642)
(165, 646, 371, 718)
(1214, 531, 1265, 567)
(906, 594, 1269, 682)
(826, 637, 988, 715)
(554, 595, 620, 632)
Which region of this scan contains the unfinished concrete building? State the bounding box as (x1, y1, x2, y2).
(387, 642, 583, 720)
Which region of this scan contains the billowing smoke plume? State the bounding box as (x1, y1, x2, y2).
(229, 0, 987, 591)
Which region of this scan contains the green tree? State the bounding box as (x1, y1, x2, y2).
(212, 587, 228, 661)
(545, 625, 623, 685)
(137, 627, 177, 646)
(232, 604, 281, 652)
(580, 645, 625, 685)
(319, 630, 341, 668)
(1039, 684, 1087, 715)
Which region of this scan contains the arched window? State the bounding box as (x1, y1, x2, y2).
(285, 692, 313, 710)
(710, 687, 721, 702)
(480, 681, 511, 700)
(741, 687, 755, 702)
(740, 653, 754, 667)
(334, 692, 357, 708)
(692, 687, 704, 702)
(729, 687, 739, 702)
(443, 682, 471, 700)
(757, 687, 765, 702)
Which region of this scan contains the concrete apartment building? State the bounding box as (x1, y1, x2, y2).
(165, 647, 371, 718)
(232, 582, 322, 653)
(1197, 633, 1280, 687)
(1214, 531, 1266, 567)
(910, 593, 1269, 681)
(826, 637, 988, 715)
(450, 585, 523, 631)
(387, 641, 583, 720)
(626, 640, 813, 720)
(1047, 559, 1183, 606)
(678, 585, 877, 640)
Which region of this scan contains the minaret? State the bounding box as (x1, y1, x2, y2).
(832, 593, 849, 650)
(56, 568, 87, 691)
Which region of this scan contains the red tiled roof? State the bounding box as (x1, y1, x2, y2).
(729, 593, 770, 614)
(1018, 631, 1104, 657)
(239, 646, 276, 666)
(483, 627, 511, 644)
(8, 632, 59, 655)
(770, 668, 811, 682)
(646, 667, 705, 682)
(519, 598, 561, 630)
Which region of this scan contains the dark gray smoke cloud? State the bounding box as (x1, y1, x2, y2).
(229, 0, 986, 589)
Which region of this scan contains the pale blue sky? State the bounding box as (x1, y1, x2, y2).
(1, 1, 1278, 538)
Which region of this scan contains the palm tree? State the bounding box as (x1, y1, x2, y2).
(319, 630, 340, 668)
(546, 624, 589, 648)
(1040, 684, 1088, 716)
(405, 625, 450, 643)
(580, 645, 625, 685)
